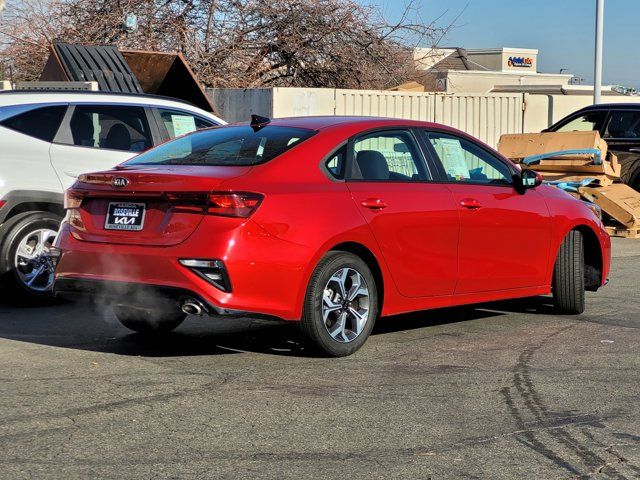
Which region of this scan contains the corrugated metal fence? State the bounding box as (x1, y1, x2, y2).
(209, 88, 523, 148)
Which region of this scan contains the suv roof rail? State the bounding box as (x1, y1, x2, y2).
(0, 89, 196, 107)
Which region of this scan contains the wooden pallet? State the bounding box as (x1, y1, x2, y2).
(605, 225, 640, 238)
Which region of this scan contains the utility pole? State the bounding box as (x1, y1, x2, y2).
(594, 0, 604, 104)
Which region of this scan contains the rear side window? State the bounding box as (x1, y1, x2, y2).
(325, 145, 347, 179)
(603, 111, 640, 139)
(124, 125, 315, 167)
(0, 105, 66, 142)
(65, 105, 152, 152)
(350, 130, 429, 181)
(157, 108, 217, 139)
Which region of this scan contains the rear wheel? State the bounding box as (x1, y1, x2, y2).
(300, 252, 378, 357)
(113, 305, 186, 334)
(618, 152, 640, 192)
(0, 211, 61, 302)
(552, 230, 585, 314)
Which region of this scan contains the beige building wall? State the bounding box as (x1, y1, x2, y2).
(443, 71, 572, 94)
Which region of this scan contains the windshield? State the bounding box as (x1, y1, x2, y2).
(123, 125, 316, 167)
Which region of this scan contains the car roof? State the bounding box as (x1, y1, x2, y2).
(0, 90, 225, 123)
(234, 115, 453, 132)
(574, 103, 640, 112)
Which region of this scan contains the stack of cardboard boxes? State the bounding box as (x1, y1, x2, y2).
(498, 131, 640, 238)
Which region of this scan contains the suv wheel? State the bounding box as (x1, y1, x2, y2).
(113, 305, 186, 334)
(0, 211, 62, 301)
(552, 230, 585, 314)
(300, 252, 378, 357)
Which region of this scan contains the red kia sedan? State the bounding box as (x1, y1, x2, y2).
(53, 116, 611, 356)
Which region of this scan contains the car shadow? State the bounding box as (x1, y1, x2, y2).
(0, 295, 556, 358)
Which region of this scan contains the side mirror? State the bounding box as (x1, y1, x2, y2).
(519, 169, 543, 191)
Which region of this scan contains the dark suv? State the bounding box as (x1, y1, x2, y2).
(546, 103, 640, 190)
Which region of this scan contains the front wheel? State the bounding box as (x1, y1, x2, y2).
(113, 305, 186, 334)
(552, 230, 585, 314)
(300, 252, 378, 357)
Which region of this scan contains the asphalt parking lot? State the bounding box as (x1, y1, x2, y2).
(1, 239, 639, 480)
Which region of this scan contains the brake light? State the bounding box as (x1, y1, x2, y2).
(164, 192, 262, 218)
(207, 193, 263, 217)
(0, 200, 6, 209)
(64, 190, 84, 209)
(164, 192, 208, 214)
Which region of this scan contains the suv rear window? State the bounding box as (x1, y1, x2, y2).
(124, 125, 315, 167)
(0, 105, 67, 142)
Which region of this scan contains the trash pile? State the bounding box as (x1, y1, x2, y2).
(498, 131, 640, 238)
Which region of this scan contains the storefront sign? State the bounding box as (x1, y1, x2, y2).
(507, 56, 533, 68)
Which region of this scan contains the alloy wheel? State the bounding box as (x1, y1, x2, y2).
(14, 228, 57, 292)
(322, 267, 370, 343)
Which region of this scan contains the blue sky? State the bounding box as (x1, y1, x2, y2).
(362, 0, 640, 88)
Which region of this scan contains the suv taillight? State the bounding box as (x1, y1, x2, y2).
(64, 189, 84, 209)
(165, 192, 263, 218)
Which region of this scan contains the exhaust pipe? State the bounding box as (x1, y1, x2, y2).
(180, 298, 205, 316)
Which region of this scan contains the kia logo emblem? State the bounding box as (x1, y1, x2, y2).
(112, 177, 128, 188)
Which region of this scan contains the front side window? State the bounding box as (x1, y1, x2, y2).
(157, 108, 217, 140)
(603, 111, 640, 139)
(0, 105, 67, 142)
(123, 125, 315, 167)
(555, 111, 607, 133)
(351, 130, 428, 181)
(426, 131, 512, 185)
(66, 105, 152, 152)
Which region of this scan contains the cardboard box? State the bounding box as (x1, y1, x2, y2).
(498, 131, 607, 163)
(536, 172, 614, 187)
(526, 160, 621, 177)
(578, 184, 640, 227)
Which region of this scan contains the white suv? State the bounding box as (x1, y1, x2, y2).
(0, 90, 224, 300)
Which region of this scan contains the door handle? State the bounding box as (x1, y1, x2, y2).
(460, 198, 482, 210)
(361, 198, 388, 210)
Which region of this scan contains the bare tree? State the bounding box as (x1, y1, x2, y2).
(1, 0, 453, 89)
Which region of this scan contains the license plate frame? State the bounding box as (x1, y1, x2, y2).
(104, 202, 146, 231)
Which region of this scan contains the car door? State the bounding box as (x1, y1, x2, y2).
(422, 130, 552, 294)
(151, 107, 219, 142)
(345, 128, 459, 298)
(49, 104, 155, 189)
(0, 104, 68, 193)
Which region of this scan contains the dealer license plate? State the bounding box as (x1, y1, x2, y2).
(104, 202, 146, 231)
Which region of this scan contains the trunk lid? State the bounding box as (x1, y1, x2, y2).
(68, 166, 252, 246)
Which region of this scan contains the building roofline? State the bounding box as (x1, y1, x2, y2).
(466, 47, 539, 55)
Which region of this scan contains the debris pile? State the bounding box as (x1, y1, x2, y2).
(498, 131, 640, 238)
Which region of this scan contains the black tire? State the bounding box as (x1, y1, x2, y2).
(300, 251, 378, 357)
(0, 211, 62, 303)
(113, 305, 186, 334)
(552, 230, 585, 314)
(621, 156, 640, 192)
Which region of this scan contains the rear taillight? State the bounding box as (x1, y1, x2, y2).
(165, 192, 263, 218)
(0, 200, 6, 209)
(64, 190, 84, 209)
(207, 193, 262, 218)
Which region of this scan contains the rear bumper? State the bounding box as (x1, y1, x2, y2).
(53, 218, 313, 320)
(54, 277, 273, 318)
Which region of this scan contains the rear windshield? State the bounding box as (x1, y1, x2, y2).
(123, 125, 316, 167)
